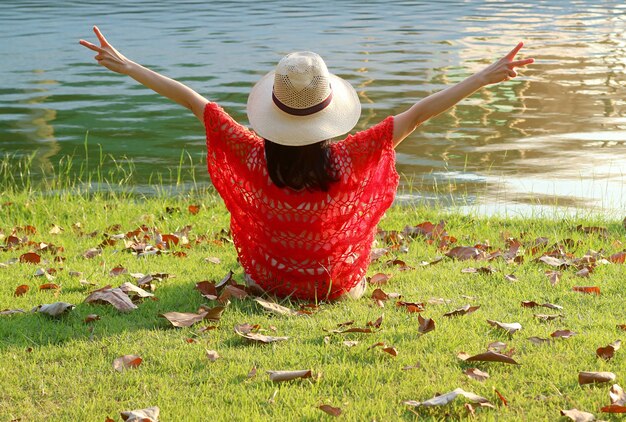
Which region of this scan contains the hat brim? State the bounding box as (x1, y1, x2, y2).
(246, 71, 361, 146)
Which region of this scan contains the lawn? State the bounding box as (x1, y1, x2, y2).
(1, 189, 625, 421)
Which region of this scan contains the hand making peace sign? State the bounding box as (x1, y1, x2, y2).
(479, 42, 535, 85)
(79, 26, 132, 75)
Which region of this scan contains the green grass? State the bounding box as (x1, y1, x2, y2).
(1, 190, 625, 421)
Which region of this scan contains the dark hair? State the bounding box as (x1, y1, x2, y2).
(264, 139, 338, 192)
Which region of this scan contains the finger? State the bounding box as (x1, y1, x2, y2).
(508, 69, 517, 78)
(505, 41, 524, 60)
(508, 58, 534, 68)
(79, 39, 105, 53)
(93, 26, 109, 46)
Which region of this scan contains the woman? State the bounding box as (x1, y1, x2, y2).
(80, 26, 534, 301)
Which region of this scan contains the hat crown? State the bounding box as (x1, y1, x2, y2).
(273, 52, 332, 110)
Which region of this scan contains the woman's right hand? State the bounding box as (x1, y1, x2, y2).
(79, 26, 133, 75)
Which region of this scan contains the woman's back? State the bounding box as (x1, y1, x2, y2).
(205, 102, 398, 300)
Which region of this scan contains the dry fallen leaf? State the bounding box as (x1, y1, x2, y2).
(234, 324, 289, 344)
(579, 371, 616, 385)
(160, 310, 217, 328)
(528, 336, 553, 345)
(318, 404, 342, 417)
(84, 286, 137, 312)
(443, 304, 480, 317)
(545, 270, 561, 286)
(487, 320, 522, 335)
(609, 383, 626, 405)
(14, 284, 29, 297)
(459, 351, 520, 365)
(205, 349, 220, 362)
(446, 246, 486, 261)
(464, 368, 490, 382)
(368, 273, 392, 285)
(573, 286, 601, 295)
(113, 355, 142, 372)
(560, 408, 595, 421)
(254, 297, 298, 316)
(120, 406, 159, 422)
(267, 369, 312, 382)
(418, 314, 435, 334)
(84, 314, 100, 323)
(551, 330, 577, 339)
(343, 340, 359, 347)
(403, 387, 494, 409)
(35, 302, 75, 317)
(597, 340, 621, 361)
(0, 309, 26, 316)
(119, 282, 154, 299)
(20, 252, 41, 264)
(534, 314, 563, 322)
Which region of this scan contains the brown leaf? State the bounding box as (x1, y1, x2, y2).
(119, 282, 154, 299)
(576, 267, 593, 278)
(84, 314, 100, 323)
(534, 314, 563, 322)
(382, 346, 398, 357)
(573, 286, 601, 295)
(459, 351, 519, 365)
(609, 251, 626, 264)
(188, 204, 200, 215)
(545, 270, 561, 286)
(464, 368, 490, 382)
(619, 324, 626, 331)
(494, 388, 508, 406)
(254, 297, 298, 316)
(609, 383, 626, 405)
(219, 284, 248, 302)
(551, 330, 577, 339)
(35, 302, 75, 317)
(560, 408, 596, 421)
(205, 349, 220, 362)
(504, 274, 518, 282)
(39, 283, 60, 291)
(521, 301, 563, 310)
(113, 355, 142, 372)
(539, 255, 568, 268)
(267, 369, 312, 382)
(443, 305, 480, 317)
(336, 320, 354, 327)
(366, 315, 384, 328)
(15, 284, 29, 296)
(385, 259, 414, 271)
(1, 309, 26, 316)
(601, 404, 626, 413)
(371, 288, 389, 301)
(19, 252, 41, 264)
(195, 280, 218, 300)
(487, 320, 522, 334)
(396, 301, 425, 312)
(109, 265, 127, 277)
(318, 404, 342, 417)
(418, 314, 435, 334)
(528, 336, 553, 345)
(403, 388, 494, 408)
(370, 248, 389, 262)
(368, 273, 392, 285)
(234, 324, 289, 343)
(446, 246, 486, 261)
(597, 340, 621, 360)
(330, 327, 373, 334)
(84, 286, 137, 312)
(82, 248, 102, 259)
(343, 340, 359, 347)
(578, 371, 616, 385)
(160, 311, 210, 328)
(120, 406, 159, 422)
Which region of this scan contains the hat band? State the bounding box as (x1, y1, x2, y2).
(272, 88, 333, 116)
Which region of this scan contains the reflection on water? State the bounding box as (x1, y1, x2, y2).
(0, 0, 625, 214)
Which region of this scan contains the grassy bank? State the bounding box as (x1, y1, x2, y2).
(1, 189, 625, 422)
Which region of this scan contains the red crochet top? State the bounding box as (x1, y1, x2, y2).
(204, 102, 398, 300)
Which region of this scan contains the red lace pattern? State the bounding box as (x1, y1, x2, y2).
(205, 102, 398, 300)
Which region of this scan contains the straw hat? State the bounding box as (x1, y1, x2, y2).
(247, 52, 361, 146)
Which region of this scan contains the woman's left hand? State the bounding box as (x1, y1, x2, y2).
(478, 42, 534, 85)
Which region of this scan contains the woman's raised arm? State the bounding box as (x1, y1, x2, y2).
(392, 42, 534, 147)
(79, 26, 209, 121)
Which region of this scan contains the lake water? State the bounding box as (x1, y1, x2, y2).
(1, 1, 625, 215)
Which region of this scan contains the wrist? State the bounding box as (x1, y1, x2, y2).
(123, 60, 140, 76)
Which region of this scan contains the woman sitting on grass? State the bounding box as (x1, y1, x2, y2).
(80, 26, 533, 301)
